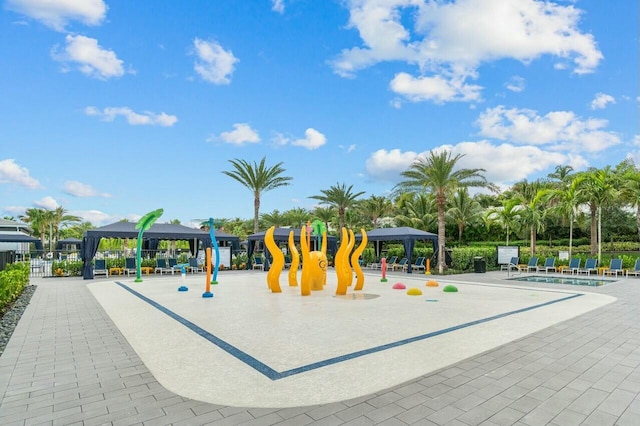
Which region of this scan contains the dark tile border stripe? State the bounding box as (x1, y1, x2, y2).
(115, 282, 582, 381)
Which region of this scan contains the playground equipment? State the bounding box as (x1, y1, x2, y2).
(203, 247, 213, 298)
(300, 226, 327, 296)
(407, 288, 422, 296)
(334, 228, 352, 295)
(426, 279, 439, 287)
(443, 284, 458, 293)
(178, 265, 188, 292)
(380, 258, 388, 282)
(351, 228, 367, 291)
(207, 218, 220, 285)
(134, 208, 163, 282)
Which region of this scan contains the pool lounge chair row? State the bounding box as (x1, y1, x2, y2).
(513, 256, 640, 277)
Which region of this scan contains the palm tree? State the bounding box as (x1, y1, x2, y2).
(358, 195, 393, 229)
(19, 208, 49, 248)
(537, 177, 582, 257)
(260, 210, 287, 228)
(283, 207, 310, 228)
(222, 157, 293, 233)
(447, 188, 482, 244)
(484, 198, 521, 246)
(617, 159, 640, 242)
(52, 206, 81, 244)
(512, 180, 549, 255)
(309, 182, 365, 231)
(395, 150, 493, 273)
(394, 192, 437, 231)
(576, 167, 619, 262)
(312, 206, 336, 234)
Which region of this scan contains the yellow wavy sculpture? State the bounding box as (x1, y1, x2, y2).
(352, 228, 367, 291)
(300, 226, 327, 295)
(264, 226, 283, 293)
(287, 230, 299, 287)
(335, 227, 352, 295)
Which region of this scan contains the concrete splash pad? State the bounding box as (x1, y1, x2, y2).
(88, 272, 615, 408)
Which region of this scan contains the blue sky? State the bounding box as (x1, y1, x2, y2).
(1, 0, 638, 227)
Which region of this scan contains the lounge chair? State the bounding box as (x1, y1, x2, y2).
(168, 258, 180, 274)
(124, 257, 136, 276)
(537, 257, 556, 273)
(392, 258, 408, 271)
(626, 259, 640, 277)
(561, 258, 581, 275)
(253, 256, 264, 270)
(154, 258, 171, 275)
(369, 257, 385, 269)
(386, 256, 398, 270)
(501, 256, 519, 271)
(518, 257, 539, 272)
(412, 257, 426, 272)
(603, 258, 624, 277)
(577, 258, 598, 275)
(94, 259, 108, 278)
(188, 257, 203, 273)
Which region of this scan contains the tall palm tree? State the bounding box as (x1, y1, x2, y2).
(395, 150, 493, 273)
(537, 177, 582, 257)
(617, 159, 640, 242)
(52, 206, 81, 244)
(446, 188, 482, 244)
(394, 192, 437, 231)
(283, 207, 310, 228)
(19, 208, 49, 248)
(222, 157, 293, 233)
(484, 198, 521, 246)
(309, 182, 365, 231)
(358, 195, 393, 229)
(260, 210, 287, 228)
(577, 167, 619, 262)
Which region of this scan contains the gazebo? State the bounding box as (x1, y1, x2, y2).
(356, 227, 438, 273)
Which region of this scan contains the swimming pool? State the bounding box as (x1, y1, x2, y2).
(508, 275, 616, 286)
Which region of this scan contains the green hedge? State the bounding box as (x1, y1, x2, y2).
(0, 262, 30, 312)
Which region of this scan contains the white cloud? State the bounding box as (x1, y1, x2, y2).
(63, 181, 110, 197)
(365, 148, 421, 182)
(291, 128, 327, 150)
(0, 159, 42, 189)
(590, 92, 616, 110)
(214, 123, 261, 145)
(34, 196, 59, 210)
(6, 0, 107, 31)
(192, 38, 238, 85)
(52, 35, 125, 79)
(476, 105, 621, 152)
(339, 144, 357, 153)
(505, 76, 525, 92)
(85, 106, 178, 126)
(71, 209, 113, 226)
(332, 0, 602, 103)
(271, 0, 285, 14)
(389, 72, 482, 103)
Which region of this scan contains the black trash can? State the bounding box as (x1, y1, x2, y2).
(474, 256, 486, 273)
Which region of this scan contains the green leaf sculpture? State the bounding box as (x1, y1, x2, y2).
(134, 208, 164, 282)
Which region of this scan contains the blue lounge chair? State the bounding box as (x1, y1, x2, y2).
(518, 257, 539, 272)
(253, 256, 264, 270)
(188, 257, 203, 273)
(412, 257, 426, 272)
(94, 259, 108, 278)
(393, 258, 408, 271)
(561, 258, 581, 275)
(604, 258, 624, 276)
(627, 259, 640, 277)
(537, 257, 556, 273)
(577, 258, 598, 275)
(154, 258, 170, 275)
(501, 256, 519, 271)
(124, 257, 136, 276)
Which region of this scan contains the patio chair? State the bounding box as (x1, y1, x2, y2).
(561, 258, 581, 275)
(603, 258, 624, 276)
(188, 257, 203, 273)
(412, 257, 426, 272)
(168, 258, 180, 274)
(93, 259, 108, 278)
(154, 258, 170, 275)
(501, 256, 519, 271)
(392, 258, 408, 271)
(537, 257, 556, 273)
(368, 257, 384, 269)
(577, 258, 598, 275)
(253, 256, 264, 270)
(626, 259, 640, 277)
(518, 257, 539, 272)
(124, 257, 136, 276)
(386, 256, 398, 270)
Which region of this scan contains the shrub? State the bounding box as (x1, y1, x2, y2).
(0, 262, 30, 313)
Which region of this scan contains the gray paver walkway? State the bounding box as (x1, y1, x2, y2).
(1, 272, 639, 425)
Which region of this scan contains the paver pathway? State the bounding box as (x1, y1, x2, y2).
(1, 273, 639, 425)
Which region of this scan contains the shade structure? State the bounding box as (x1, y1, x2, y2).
(355, 227, 438, 273)
(0, 232, 44, 251)
(82, 222, 240, 279)
(56, 237, 82, 251)
(246, 227, 338, 270)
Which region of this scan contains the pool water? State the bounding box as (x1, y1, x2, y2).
(508, 275, 615, 287)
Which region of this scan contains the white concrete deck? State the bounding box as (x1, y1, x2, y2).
(88, 271, 615, 408)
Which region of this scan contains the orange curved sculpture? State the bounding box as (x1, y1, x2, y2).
(264, 226, 283, 293)
(335, 227, 353, 295)
(352, 228, 367, 290)
(287, 230, 299, 287)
